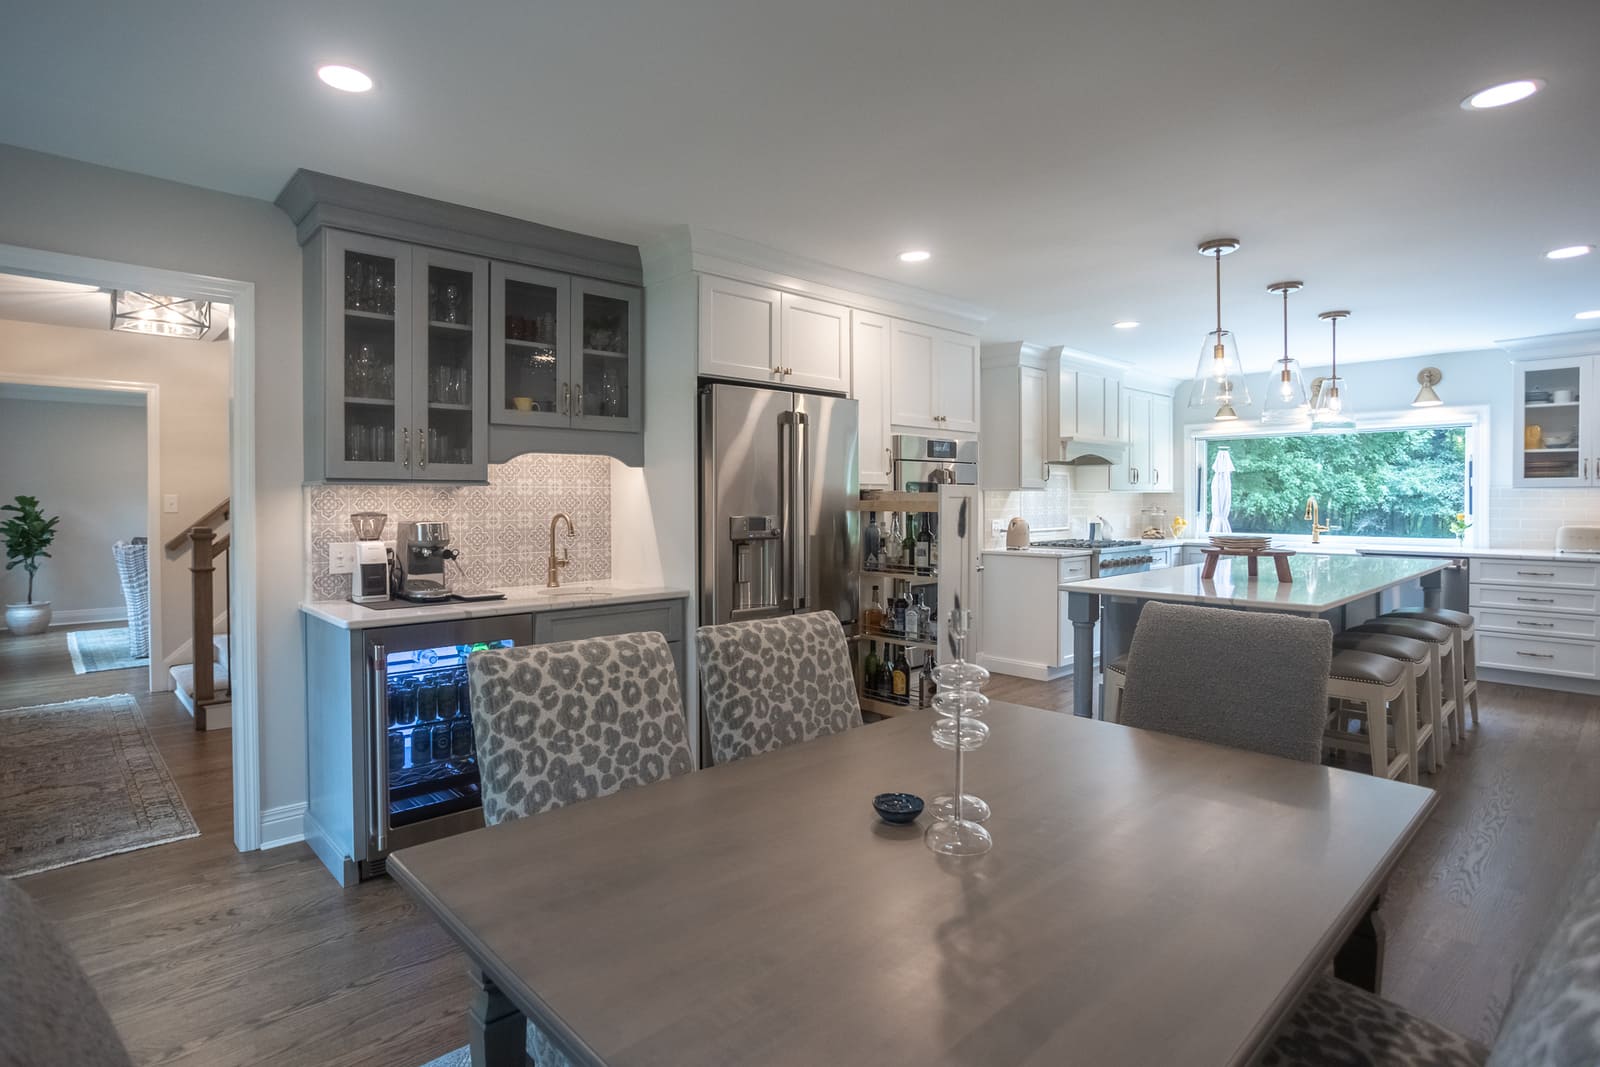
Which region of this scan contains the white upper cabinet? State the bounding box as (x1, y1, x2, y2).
(979, 345, 1049, 490)
(698, 275, 781, 382)
(1109, 387, 1175, 492)
(851, 310, 893, 488)
(891, 320, 980, 433)
(1148, 392, 1174, 492)
(780, 293, 851, 393)
(1060, 364, 1122, 443)
(890, 320, 937, 428)
(1515, 355, 1600, 488)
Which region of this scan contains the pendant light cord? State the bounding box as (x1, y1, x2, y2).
(1330, 316, 1338, 378)
(1281, 288, 1289, 366)
(1215, 250, 1223, 338)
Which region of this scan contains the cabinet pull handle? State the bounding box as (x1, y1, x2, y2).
(574, 386, 583, 417)
(402, 427, 410, 470)
(1516, 650, 1556, 659)
(1152, 468, 1159, 483)
(1516, 596, 1556, 603)
(1516, 620, 1556, 628)
(562, 383, 570, 415)
(1588, 458, 1592, 479)
(419, 429, 427, 468)
(1516, 571, 1555, 577)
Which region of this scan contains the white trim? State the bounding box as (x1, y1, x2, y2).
(1498, 329, 1600, 360)
(259, 802, 308, 849)
(1182, 404, 1492, 543)
(0, 242, 262, 854)
(0, 370, 163, 681)
(976, 652, 1073, 682)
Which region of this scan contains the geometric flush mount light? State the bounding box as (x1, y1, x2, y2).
(1412, 367, 1444, 407)
(1189, 237, 1251, 421)
(111, 291, 213, 340)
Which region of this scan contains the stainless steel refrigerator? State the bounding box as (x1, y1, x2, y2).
(699, 382, 860, 630)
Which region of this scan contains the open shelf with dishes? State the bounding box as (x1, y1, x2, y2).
(1516, 358, 1592, 486)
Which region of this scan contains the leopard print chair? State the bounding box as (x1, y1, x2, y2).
(696, 610, 863, 765)
(466, 631, 693, 826)
(1264, 821, 1600, 1067)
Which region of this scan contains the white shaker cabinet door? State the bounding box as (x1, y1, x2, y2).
(1148, 392, 1174, 491)
(933, 328, 981, 433)
(698, 274, 781, 384)
(890, 319, 939, 430)
(780, 293, 850, 393)
(851, 310, 893, 488)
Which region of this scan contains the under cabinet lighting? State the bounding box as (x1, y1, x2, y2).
(317, 64, 374, 93)
(1461, 79, 1541, 110)
(1112, 320, 1140, 329)
(1577, 310, 1600, 321)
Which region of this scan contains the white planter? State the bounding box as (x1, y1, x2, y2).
(4, 601, 52, 635)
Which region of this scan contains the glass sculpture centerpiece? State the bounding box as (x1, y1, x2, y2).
(925, 608, 993, 857)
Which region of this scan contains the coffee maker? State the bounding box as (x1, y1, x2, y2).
(394, 520, 457, 602)
(349, 512, 391, 605)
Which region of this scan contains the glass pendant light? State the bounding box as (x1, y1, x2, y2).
(1311, 310, 1356, 429)
(1260, 281, 1310, 424)
(1188, 238, 1251, 419)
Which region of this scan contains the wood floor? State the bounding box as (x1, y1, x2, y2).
(4, 627, 1598, 1062)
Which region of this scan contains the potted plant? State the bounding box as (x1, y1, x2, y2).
(3, 494, 59, 635)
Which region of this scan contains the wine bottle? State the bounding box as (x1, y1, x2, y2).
(892, 646, 911, 704)
(876, 656, 895, 696)
(892, 581, 907, 633)
(915, 518, 932, 570)
(918, 653, 935, 708)
(864, 512, 882, 570)
(863, 641, 881, 694)
(887, 513, 905, 567)
(902, 514, 917, 568)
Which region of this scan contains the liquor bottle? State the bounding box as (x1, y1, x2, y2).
(875, 656, 895, 697)
(865, 585, 885, 633)
(913, 591, 932, 639)
(915, 518, 933, 570)
(892, 581, 907, 633)
(887, 514, 905, 567)
(863, 641, 881, 693)
(864, 512, 882, 570)
(918, 654, 935, 708)
(902, 515, 918, 568)
(891, 646, 911, 704)
(903, 592, 921, 641)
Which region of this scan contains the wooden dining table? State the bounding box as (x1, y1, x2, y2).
(390, 701, 1435, 1067)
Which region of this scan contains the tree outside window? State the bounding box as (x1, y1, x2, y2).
(1203, 427, 1468, 539)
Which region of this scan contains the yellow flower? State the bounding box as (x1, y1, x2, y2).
(1456, 513, 1467, 521)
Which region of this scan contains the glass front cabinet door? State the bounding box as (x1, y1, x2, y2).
(324, 231, 414, 480)
(1515, 356, 1596, 488)
(491, 263, 572, 428)
(572, 278, 643, 432)
(412, 248, 490, 480)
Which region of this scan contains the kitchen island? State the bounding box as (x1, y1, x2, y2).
(1064, 554, 1448, 718)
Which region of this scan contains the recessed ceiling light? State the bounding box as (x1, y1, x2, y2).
(1112, 320, 1140, 329)
(317, 64, 373, 93)
(898, 250, 931, 263)
(1577, 310, 1600, 321)
(1547, 245, 1594, 260)
(1461, 79, 1541, 110)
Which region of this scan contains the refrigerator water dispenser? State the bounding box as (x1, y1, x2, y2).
(729, 515, 781, 614)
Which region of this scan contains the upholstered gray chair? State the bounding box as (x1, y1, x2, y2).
(696, 610, 863, 765)
(0, 877, 133, 1067)
(1117, 602, 1333, 763)
(466, 631, 694, 826)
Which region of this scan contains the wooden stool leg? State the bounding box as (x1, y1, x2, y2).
(1367, 693, 1389, 780)
(1273, 554, 1293, 582)
(1466, 634, 1480, 727)
(1201, 552, 1219, 579)
(1247, 554, 1259, 577)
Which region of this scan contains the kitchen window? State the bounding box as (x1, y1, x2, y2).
(1193, 420, 1477, 541)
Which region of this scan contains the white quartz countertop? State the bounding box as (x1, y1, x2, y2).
(1063, 554, 1447, 614)
(981, 547, 1093, 559)
(301, 583, 691, 630)
(1355, 545, 1600, 563)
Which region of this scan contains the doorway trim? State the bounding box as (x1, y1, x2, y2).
(0, 371, 163, 688)
(0, 242, 262, 852)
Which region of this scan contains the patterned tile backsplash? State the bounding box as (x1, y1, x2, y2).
(306, 453, 611, 601)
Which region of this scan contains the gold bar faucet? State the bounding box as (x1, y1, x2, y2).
(1303, 497, 1331, 544)
(547, 512, 576, 587)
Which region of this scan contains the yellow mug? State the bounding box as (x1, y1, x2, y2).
(512, 396, 534, 412)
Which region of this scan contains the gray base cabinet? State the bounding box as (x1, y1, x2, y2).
(302, 597, 688, 887)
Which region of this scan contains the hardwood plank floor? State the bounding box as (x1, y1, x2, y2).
(5, 626, 1598, 1061)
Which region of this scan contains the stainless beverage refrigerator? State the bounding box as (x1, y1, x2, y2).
(699, 383, 860, 631)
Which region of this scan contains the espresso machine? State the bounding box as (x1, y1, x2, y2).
(393, 521, 457, 602)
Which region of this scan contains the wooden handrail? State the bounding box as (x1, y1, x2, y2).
(164, 498, 230, 553)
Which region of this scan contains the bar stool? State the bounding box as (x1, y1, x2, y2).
(1324, 649, 1416, 783)
(1333, 631, 1438, 774)
(1349, 617, 1459, 762)
(1103, 654, 1128, 723)
(1383, 608, 1479, 729)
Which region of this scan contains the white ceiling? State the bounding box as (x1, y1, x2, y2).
(1, 1, 1597, 375)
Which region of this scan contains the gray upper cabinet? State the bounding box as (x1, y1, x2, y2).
(311, 230, 489, 483)
(280, 169, 646, 478)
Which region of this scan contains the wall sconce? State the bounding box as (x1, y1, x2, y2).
(1412, 367, 1443, 407)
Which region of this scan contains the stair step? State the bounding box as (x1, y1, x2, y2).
(170, 661, 230, 700)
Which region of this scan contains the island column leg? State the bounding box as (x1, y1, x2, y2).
(1068, 590, 1100, 719)
(1420, 568, 1444, 610)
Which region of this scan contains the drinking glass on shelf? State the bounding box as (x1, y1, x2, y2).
(443, 284, 461, 324)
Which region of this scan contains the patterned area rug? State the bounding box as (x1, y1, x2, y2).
(0, 694, 198, 876)
(66, 627, 148, 675)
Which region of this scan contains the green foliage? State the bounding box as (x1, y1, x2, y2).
(2, 494, 60, 603)
(1206, 429, 1467, 539)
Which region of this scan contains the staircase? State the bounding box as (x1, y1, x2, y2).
(165, 499, 232, 731)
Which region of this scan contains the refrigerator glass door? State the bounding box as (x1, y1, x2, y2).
(793, 392, 860, 626)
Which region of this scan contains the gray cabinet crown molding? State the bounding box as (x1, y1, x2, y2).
(276, 169, 642, 287)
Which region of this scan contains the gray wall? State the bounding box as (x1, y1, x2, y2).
(0, 144, 306, 835)
(0, 395, 145, 616)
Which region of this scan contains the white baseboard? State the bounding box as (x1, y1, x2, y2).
(0, 607, 127, 633)
(260, 802, 308, 850)
(977, 652, 1073, 682)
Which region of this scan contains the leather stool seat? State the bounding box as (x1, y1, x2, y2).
(1330, 649, 1407, 686)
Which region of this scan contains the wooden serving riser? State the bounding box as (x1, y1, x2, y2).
(1199, 546, 1296, 582)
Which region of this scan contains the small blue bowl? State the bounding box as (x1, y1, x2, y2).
(873, 792, 924, 825)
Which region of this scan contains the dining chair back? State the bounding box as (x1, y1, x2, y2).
(466, 631, 694, 826)
(696, 610, 863, 765)
(0, 877, 133, 1067)
(1117, 602, 1333, 763)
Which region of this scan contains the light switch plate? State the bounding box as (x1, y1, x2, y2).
(328, 542, 357, 575)
(163, 494, 179, 514)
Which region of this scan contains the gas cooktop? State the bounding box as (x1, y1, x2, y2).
(1031, 538, 1143, 550)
